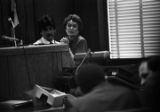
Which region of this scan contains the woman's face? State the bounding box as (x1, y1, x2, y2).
(66, 20, 79, 36)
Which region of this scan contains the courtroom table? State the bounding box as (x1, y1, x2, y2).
(0, 100, 64, 112)
(0, 44, 74, 101)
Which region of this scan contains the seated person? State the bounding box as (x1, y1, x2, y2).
(33, 15, 60, 45)
(65, 63, 141, 112)
(139, 56, 160, 111)
(138, 58, 152, 86)
(60, 14, 88, 57)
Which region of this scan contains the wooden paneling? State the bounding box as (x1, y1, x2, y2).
(0, 44, 72, 101)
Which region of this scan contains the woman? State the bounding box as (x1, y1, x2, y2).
(60, 14, 88, 55)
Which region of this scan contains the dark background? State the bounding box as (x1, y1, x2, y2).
(0, 0, 142, 101)
(0, 0, 108, 51)
(0, 0, 142, 74)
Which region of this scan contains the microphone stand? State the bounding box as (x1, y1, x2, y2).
(11, 26, 17, 47)
(75, 49, 91, 75)
(8, 17, 17, 47)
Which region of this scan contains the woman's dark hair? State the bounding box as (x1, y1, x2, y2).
(38, 15, 56, 32)
(63, 14, 83, 32)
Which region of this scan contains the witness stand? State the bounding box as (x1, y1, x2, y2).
(0, 43, 73, 101)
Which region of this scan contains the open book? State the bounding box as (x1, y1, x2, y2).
(32, 84, 67, 107)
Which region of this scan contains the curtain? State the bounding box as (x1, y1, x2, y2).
(0, 0, 104, 51)
(0, 0, 36, 46)
(107, 0, 160, 59)
(0, 0, 74, 47)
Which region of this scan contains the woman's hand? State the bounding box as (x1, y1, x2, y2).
(60, 37, 70, 44)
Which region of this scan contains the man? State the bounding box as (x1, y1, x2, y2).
(139, 59, 152, 86)
(139, 56, 160, 111)
(33, 15, 60, 45)
(65, 63, 141, 112)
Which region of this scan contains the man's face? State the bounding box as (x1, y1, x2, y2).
(41, 26, 56, 41)
(66, 20, 79, 37)
(139, 61, 152, 85)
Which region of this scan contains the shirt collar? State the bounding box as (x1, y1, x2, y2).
(41, 37, 50, 44)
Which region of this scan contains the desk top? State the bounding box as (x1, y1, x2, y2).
(0, 100, 64, 112)
(0, 44, 69, 56)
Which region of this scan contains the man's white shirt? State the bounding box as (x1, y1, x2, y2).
(33, 37, 60, 45)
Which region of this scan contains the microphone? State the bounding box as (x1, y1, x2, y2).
(8, 17, 14, 28)
(75, 49, 91, 75)
(8, 17, 18, 47)
(2, 35, 19, 41)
